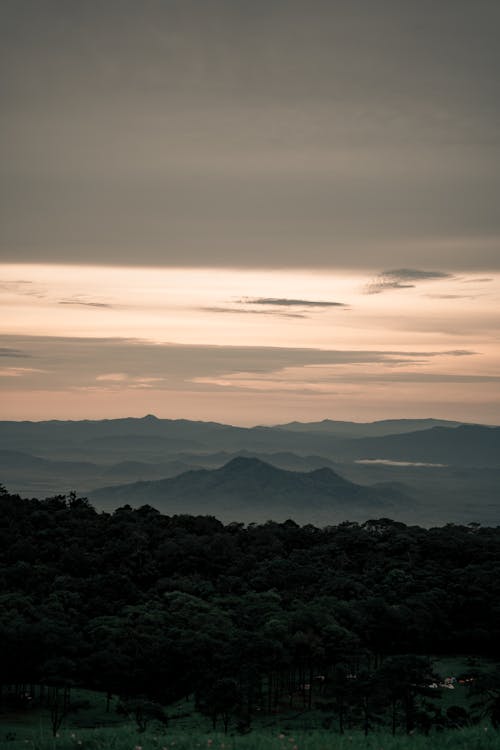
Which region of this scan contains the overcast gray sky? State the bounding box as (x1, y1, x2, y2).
(1, 0, 499, 270)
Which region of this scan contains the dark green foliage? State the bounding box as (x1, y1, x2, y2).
(1, 488, 500, 735)
(470, 667, 500, 728)
(198, 677, 242, 733)
(116, 698, 168, 732)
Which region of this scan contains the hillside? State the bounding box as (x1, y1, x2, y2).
(89, 456, 408, 522)
(349, 424, 500, 467)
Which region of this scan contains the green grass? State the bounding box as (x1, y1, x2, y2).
(431, 655, 496, 712)
(1, 658, 498, 750)
(0, 725, 499, 750)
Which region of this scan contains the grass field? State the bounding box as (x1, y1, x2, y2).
(1, 657, 497, 750)
(0, 724, 499, 750)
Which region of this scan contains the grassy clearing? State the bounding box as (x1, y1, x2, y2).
(0, 725, 499, 750)
(1, 657, 497, 750)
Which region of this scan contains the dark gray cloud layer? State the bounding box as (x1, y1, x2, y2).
(1, 1, 499, 269)
(366, 269, 453, 294)
(202, 297, 348, 317)
(58, 299, 112, 308)
(0, 347, 29, 358)
(239, 298, 347, 307)
(384, 270, 452, 281)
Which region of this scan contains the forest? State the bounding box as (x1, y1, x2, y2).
(1, 485, 500, 743)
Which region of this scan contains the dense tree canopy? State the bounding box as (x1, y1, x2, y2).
(1, 485, 499, 734)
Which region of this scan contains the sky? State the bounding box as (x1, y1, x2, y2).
(1, 0, 499, 425)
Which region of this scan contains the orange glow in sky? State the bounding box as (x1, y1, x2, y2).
(1, 263, 499, 424)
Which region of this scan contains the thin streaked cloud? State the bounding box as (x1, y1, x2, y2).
(0, 347, 30, 358)
(237, 297, 348, 308)
(59, 299, 113, 308)
(200, 307, 307, 319)
(365, 269, 453, 295)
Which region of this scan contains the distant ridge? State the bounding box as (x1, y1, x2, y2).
(0, 417, 496, 466)
(1, 416, 496, 467)
(274, 418, 465, 437)
(350, 424, 500, 466)
(2, 418, 499, 525)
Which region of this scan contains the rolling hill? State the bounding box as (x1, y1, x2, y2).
(89, 456, 409, 523)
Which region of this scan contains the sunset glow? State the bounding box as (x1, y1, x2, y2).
(2, 263, 499, 424)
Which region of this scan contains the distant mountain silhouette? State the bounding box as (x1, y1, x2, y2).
(0, 449, 96, 473)
(350, 425, 500, 467)
(99, 459, 197, 479)
(2, 418, 499, 525)
(274, 418, 463, 437)
(0, 415, 484, 462)
(174, 450, 338, 472)
(89, 456, 408, 522)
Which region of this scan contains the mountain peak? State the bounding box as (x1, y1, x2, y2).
(221, 456, 276, 472)
(308, 466, 341, 479)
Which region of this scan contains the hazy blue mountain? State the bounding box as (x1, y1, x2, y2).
(0, 417, 268, 459)
(174, 450, 338, 472)
(348, 425, 500, 467)
(274, 418, 463, 437)
(89, 456, 409, 523)
(0, 443, 338, 497)
(0, 449, 96, 474)
(2, 418, 499, 525)
(79, 434, 204, 458)
(0, 415, 482, 463)
(0, 449, 202, 497)
(99, 459, 197, 479)
(336, 460, 500, 525)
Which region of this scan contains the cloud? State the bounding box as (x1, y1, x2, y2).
(201, 296, 348, 318)
(0, 347, 30, 358)
(238, 297, 347, 308)
(1, 4, 499, 272)
(0, 280, 34, 290)
(0, 334, 478, 395)
(59, 298, 112, 308)
(0, 367, 48, 377)
(95, 372, 164, 387)
(385, 269, 453, 281)
(365, 268, 453, 294)
(200, 306, 307, 318)
(325, 373, 500, 384)
(462, 277, 494, 283)
(425, 294, 476, 300)
(0, 280, 46, 299)
(95, 372, 128, 382)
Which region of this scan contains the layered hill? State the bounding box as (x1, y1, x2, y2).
(0, 449, 201, 497)
(274, 418, 463, 437)
(349, 425, 500, 467)
(0, 415, 493, 465)
(2, 417, 499, 524)
(89, 456, 409, 523)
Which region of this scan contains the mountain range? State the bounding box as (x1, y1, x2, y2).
(1, 416, 499, 525)
(274, 418, 463, 437)
(1, 416, 498, 465)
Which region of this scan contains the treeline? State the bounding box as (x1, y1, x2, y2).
(1, 486, 500, 734)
